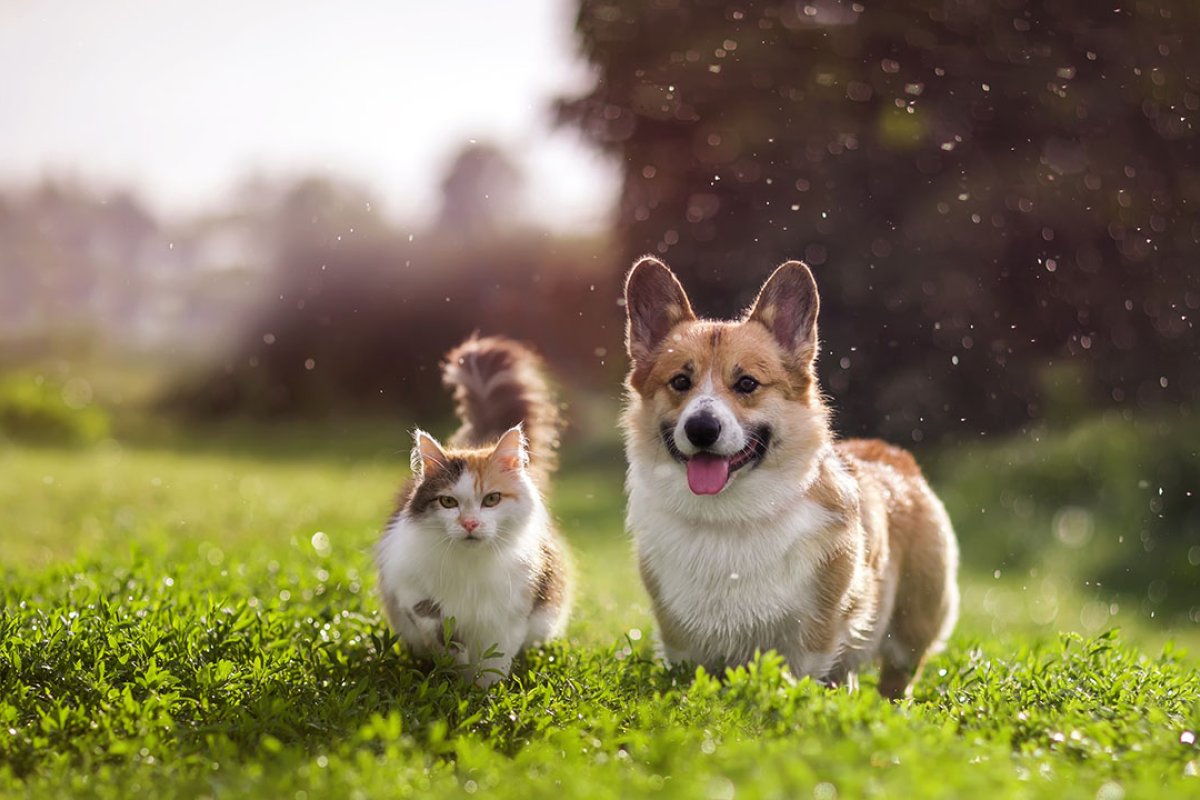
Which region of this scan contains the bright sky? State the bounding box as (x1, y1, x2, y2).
(0, 0, 619, 230)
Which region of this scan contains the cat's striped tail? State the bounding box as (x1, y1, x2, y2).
(442, 334, 563, 487)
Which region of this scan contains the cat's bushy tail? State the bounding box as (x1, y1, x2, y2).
(442, 334, 563, 486)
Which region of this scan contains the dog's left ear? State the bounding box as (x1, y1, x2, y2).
(747, 261, 820, 364)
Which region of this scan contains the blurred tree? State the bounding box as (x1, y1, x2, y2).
(434, 143, 524, 240)
(168, 172, 618, 422)
(560, 0, 1200, 440)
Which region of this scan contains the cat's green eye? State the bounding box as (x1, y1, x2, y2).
(437, 496, 458, 509)
(482, 492, 502, 508)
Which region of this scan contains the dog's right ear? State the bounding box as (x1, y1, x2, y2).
(624, 256, 695, 366)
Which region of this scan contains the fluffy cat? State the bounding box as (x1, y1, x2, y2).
(376, 335, 571, 686)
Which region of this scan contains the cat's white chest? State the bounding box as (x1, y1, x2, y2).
(377, 520, 534, 655)
(430, 564, 528, 641)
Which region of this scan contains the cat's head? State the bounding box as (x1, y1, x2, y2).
(405, 426, 536, 545)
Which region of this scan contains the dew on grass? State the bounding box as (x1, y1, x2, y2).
(61, 377, 93, 410)
(1183, 730, 1196, 745)
(311, 531, 332, 557)
(1053, 507, 1093, 548)
(813, 782, 838, 800)
(1079, 601, 1110, 632)
(706, 776, 733, 799)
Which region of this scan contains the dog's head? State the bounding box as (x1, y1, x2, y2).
(622, 256, 829, 500)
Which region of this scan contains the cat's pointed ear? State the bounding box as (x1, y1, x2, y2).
(624, 256, 695, 367)
(746, 261, 820, 365)
(491, 425, 528, 472)
(411, 429, 448, 476)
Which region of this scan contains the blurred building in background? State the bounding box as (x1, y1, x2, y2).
(0, 182, 271, 354)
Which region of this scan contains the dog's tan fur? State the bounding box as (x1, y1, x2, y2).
(623, 257, 958, 698)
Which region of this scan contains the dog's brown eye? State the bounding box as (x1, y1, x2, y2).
(669, 374, 692, 392)
(734, 375, 760, 394)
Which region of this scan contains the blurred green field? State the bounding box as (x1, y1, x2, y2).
(2, 422, 1199, 797)
(4, 416, 1196, 648)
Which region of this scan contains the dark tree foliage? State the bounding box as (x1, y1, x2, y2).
(561, 0, 1200, 441)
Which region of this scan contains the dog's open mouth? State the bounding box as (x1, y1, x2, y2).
(661, 425, 771, 495)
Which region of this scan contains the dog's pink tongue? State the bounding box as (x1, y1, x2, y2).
(687, 453, 731, 495)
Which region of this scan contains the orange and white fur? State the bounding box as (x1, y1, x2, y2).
(622, 257, 958, 698)
(376, 336, 570, 687)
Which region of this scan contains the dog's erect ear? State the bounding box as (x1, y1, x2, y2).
(624, 256, 695, 365)
(747, 261, 820, 363)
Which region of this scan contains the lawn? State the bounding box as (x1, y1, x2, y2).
(2, 423, 1198, 798)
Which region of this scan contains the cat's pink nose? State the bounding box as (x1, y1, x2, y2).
(460, 518, 479, 533)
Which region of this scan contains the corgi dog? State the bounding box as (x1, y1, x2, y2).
(622, 257, 958, 698)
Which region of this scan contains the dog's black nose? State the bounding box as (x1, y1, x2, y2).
(684, 412, 722, 448)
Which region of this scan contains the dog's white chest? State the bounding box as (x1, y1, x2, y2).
(630, 495, 836, 660)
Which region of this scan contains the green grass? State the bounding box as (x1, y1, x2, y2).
(2, 426, 1199, 798)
